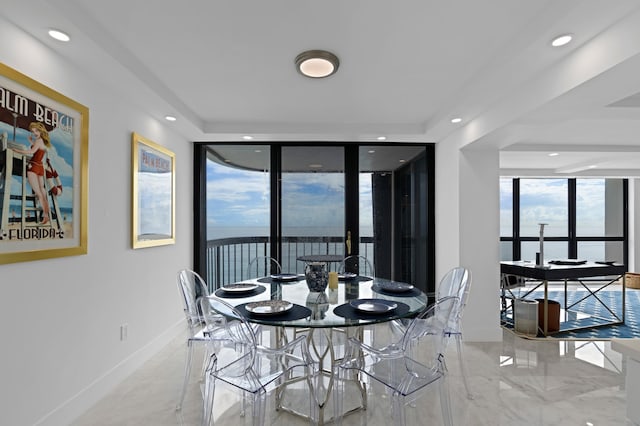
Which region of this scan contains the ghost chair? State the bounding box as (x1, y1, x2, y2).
(176, 268, 214, 411)
(199, 296, 319, 426)
(338, 254, 375, 278)
(334, 296, 458, 426)
(390, 267, 473, 400)
(245, 256, 282, 280)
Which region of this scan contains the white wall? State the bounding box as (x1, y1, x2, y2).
(436, 140, 502, 342)
(0, 19, 192, 426)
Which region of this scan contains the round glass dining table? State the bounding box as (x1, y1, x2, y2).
(212, 275, 428, 425)
(214, 275, 428, 328)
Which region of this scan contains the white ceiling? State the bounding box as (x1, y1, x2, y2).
(3, 0, 640, 176)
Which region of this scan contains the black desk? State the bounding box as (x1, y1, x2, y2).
(500, 261, 626, 335)
(296, 254, 344, 263)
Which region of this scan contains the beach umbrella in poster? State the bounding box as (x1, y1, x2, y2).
(0, 101, 56, 141)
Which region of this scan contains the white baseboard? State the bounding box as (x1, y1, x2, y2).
(34, 320, 185, 426)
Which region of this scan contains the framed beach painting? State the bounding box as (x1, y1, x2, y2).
(0, 62, 89, 264)
(131, 132, 175, 248)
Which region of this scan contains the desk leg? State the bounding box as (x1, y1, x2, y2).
(543, 279, 548, 336)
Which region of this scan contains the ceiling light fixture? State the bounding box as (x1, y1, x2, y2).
(243, 135, 253, 140)
(551, 34, 573, 47)
(164, 115, 177, 122)
(450, 117, 462, 124)
(295, 50, 339, 78)
(377, 136, 386, 141)
(48, 29, 70, 42)
(548, 152, 559, 157)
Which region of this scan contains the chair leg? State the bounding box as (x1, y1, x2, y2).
(455, 334, 473, 400)
(177, 340, 194, 411)
(438, 376, 453, 426)
(201, 372, 216, 426)
(252, 389, 267, 426)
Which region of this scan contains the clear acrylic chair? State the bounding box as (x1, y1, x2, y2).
(199, 296, 319, 426)
(245, 256, 282, 280)
(338, 254, 374, 277)
(334, 296, 458, 426)
(439, 267, 473, 400)
(390, 267, 473, 400)
(176, 268, 212, 411)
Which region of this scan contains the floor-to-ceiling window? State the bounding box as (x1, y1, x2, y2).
(194, 143, 435, 293)
(500, 177, 628, 265)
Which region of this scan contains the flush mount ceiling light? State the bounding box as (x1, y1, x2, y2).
(450, 117, 462, 124)
(48, 29, 70, 42)
(551, 33, 573, 47)
(164, 115, 177, 122)
(295, 50, 339, 78)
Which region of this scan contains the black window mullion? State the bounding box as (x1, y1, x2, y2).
(568, 179, 577, 258)
(512, 178, 520, 260)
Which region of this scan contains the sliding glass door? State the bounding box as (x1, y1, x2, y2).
(195, 142, 435, 293)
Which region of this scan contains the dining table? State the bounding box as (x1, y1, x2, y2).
(212, 274, 428, 424)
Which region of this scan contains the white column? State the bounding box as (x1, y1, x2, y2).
(436, 141, 501, 342)
(459, 148, 502, 341)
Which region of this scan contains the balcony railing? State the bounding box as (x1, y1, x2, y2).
(205, 236, 374, 291)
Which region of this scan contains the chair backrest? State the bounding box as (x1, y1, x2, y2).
(199, 296, 257, 351)
(339, 255, 375, 277)
(436, 267, 471, 332)
(245, 256, 282, 279)
(501, 273, 525, 289)
(401, 296, 458, 364)
(177, 269, 209, 328)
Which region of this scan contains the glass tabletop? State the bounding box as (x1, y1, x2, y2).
(216, 276, 428, 328)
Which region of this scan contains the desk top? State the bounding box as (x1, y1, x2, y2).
(296, 254, 344, 263)
(500, 260, 626, 280)
(215, 276, 428, 329)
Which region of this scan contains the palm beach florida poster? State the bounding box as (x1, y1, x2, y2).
(0, 62, 88, 264)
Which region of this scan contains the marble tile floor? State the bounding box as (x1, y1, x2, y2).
(72, 326, 632, 426)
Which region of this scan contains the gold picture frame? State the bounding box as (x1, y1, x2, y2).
(131, 132, 175, 248)
(0, 62, 89, 264)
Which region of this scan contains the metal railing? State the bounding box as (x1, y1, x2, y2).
(205, 236, 374, 290)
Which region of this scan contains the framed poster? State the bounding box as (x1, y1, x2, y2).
(0, 62, 88, 264)
(131, 132, 175, 248)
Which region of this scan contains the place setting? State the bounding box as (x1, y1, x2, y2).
(333, 297, 410, 321)
(257, 273, 304, 284)
(235, 299, 312, 321)
(371, 280, 422, 297)
(214, 283, 267, 298)
(337, 272, 372, 283)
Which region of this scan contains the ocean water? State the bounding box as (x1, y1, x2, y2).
(207, 226, 374, 285)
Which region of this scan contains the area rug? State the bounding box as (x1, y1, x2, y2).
(501, 289, 640, 340)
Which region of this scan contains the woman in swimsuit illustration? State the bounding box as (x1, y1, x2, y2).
(13, 122, 52, 225)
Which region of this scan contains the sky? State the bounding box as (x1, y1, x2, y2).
(206, 159, 374, 239)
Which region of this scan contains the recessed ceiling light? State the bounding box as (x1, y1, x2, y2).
(308, 164, 323, 169)
(48, 29, 70, 42)
(399, 159, 406, 163)
(450, 117, 462, 124)
(164, 115, 177, 122)
(295, 50, 339, 78)
(588, 165, 597, 169)
(551, 34, 573, 47)
(377, 136, 386, 141)
(548, 152, 559, 157)
(243, 135, 253, 140)
(254, 149, 262, 153)
(368, 150, 376, 154)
